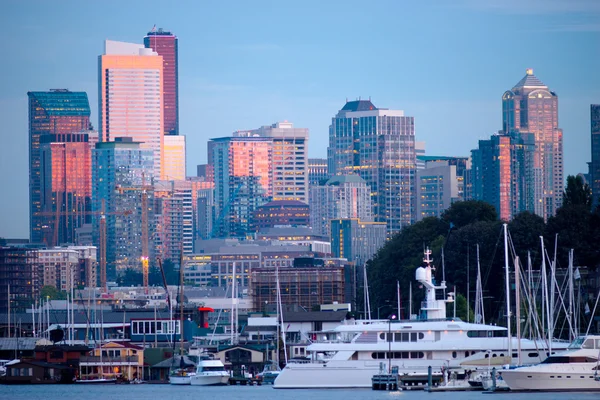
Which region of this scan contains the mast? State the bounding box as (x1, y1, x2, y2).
(231, 262, 236, 345)
(276, 266, 287, 364)
(466, 246, 470, 323)
(409, 282, 412, 320)
(397, 280, 401, 320)
(179, 247, 185, 356)
(503, 223, 512, 355)
(7, 284, 10, 339)
(515, 256, 521, 366)
(364, 265, 371, 320)
(568, 249, 574, 341)
(540, 236, 551, 352)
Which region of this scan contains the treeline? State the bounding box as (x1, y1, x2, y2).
(367, 175, 600, 324)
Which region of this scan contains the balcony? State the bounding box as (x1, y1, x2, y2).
(79, 356, 140, 366)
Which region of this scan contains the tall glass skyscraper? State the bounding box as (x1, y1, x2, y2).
(502, 69, 563, 219)
(27, 90, 91, 244)
(328, 100, 415, 236)
(144, 28, 179, 136)
(92, 138, 154, 280)
(591, 105, 600, 208)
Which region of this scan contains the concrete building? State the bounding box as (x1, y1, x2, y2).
(309, 174, 373, 238)
(251, 200, 310, 233)
(39, 246, 96, 291)
(330, 218, 387, 268)
(28, 90, 91, 244)
(255, 226, 331, 254)
(99, 40, 164, 179)
(415, 160, 459, 220)
(417, 155, 469, 201)
(328, 100, 416, 235)
(162, 135, 186, 181)
(0, 247, 42, 312)
(154, 180, 194, 259)
(502, 69, 563, 219)
(144, 28, 178, 136)
(591, 105, 600, 208)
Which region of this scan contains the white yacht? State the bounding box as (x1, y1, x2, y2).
(501, 335, 600, 391)
(169, 356, 197, 385)
(274, 248, 568, 389)
(190, 354, 229, 386)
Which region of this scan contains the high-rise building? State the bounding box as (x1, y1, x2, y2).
(0, 247, 42, 312)
(308, 158, 328, 187)
(310, 175, 373, 238)
(237, 121, 309, 203)
(591, 105, 600, 208)
(92, 138, 154, 280)
(163, 135, 186, 180)
(208, 136, 272, 238)
(328, 100, 416, 235)
(144, 28, 178, 136)
(39, 132, 92, 246)
(330, 218, 387, 268)
(154, 180, 194, 259)
(502, 69, 563, 219)
(252, 200, 310, 232)
(417, 156, 469, 201)
(27, 90, 91, 244)
(99, 40, 164, 179)
(415, 160, 459, 221)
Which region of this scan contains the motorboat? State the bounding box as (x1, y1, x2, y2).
(256, 361, 281, 384)
(190, 354, 229, 386)
(169, 356, 197, 385)
(501, 335, 600, 391)
(273, 248, 568, 389)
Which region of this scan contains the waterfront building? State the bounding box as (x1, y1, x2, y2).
(309, 174, 373, 238)
(308, 158, 328, 187)
(79, 341, 144, 381)
(0, 247, 41, 312)
(162, 135, 186, 181)
(208, 136, 272, 238)
(99, 40, 164, 179)
(328, 100, 416, 235)
(27, 90, 91, 244)
(39, 132, 92, 246)
(591, 105, 600, 208)
(330, 218, 386, 268)
(92, 138, 154, 280)
(144, 28, 178, 136)
(251, 200, 310, 232)
(502, 69, 563, 219)
(415, 160, 459, 221)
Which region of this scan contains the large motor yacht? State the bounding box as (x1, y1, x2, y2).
(273, 248, 568, 389)
(501, 335, 600, 391)
(190, 354, 229, 386)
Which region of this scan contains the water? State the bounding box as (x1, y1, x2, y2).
(0, 385, 598, 400)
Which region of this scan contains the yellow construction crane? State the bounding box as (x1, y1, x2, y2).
(115, 176, 153, 294)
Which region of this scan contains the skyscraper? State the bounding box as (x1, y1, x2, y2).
(154, 180, 194, 259)
(163, 135, 186, 180)
(208, 136, 272, 238)
(415, 160, 459, 221)
(92, 138, 154, 280)
(99, 40, 164, 179)
(328, 100, 416, 235)
(144, 28, 178, 136)
(591, 105, 600, 208)
(330, 218, 387, 268)
(28, 90, 90, 244)
(39, 132, 92, 246)
(308, 158, 328, 187)
(502, 69, 563, 219)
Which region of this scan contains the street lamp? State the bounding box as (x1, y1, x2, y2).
(388, 314, 397, 374)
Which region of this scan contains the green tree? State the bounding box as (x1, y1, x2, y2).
(446, 293, 473, 322)
(563, 175, 592, 210)
(508, 211, 546, 266)
(40, 285, 67, 300)
(441, 200, 498, 228)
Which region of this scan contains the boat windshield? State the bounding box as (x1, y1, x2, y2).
(568, 337, 586, 349)
(201, 366, 225, 372)
(541, 356, 597, 364)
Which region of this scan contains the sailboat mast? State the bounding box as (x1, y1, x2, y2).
(515, 256, 521, 365)
(503, 223, 512, 355)
(540, 236, 551, 352)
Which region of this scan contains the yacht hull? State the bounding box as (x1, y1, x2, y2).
(169, 376, 192, 385)
(502, 370, 600, 391)
(190, 374, 229, 386)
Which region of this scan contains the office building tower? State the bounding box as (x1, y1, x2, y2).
(417, 155, 469, 201)
(330, 218, 387, 267)
(144, 28, 178, 136)
(310, 175, 373, 238)
(0, 247, 42, 312)
(415, 160, 459, 221)
(502, 69, 563, 219)
(39, 132, 92, 246)
(99, 40, 164, 179)
(238, 121, 309, 203)
(328, 100, 416, 236)
(154, 180, 194, 259)
(415, 142, 426, 170)
(308, 158, 328, 187)
(252, 200, 310, 232)
(27, 90, 91, 243)
(196, 185, 215, 241)
(163, 135, 186, 180)
(591, 105, 600, 208)
(92, 138, 154, 280)
(208, 136, 272, 238)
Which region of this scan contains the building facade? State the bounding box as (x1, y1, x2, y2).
(28, 90, 91, 244)
(308, 158, 328, 187)
(591, 105, 600, 208)
(251, 200, 310, 232)
(309, 175, 373, 238)
(415, 160, 459, 221)
(92, 139, 155, 280)
(330, 218, 387, 268)
(162, 135, 186, 180)
(328, 100, 416, 236)
(144, 28, 178, 136)
(502, 69, 563, 219)
(154, 180, 194, 259)
(99, 40, 164, 179)
(39, 132, 92, 247)
(0, 247, 41, 312)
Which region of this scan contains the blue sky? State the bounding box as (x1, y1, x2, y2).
(1, 0, 599, 238)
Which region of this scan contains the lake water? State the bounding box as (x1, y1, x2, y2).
(0, 384, 599, 400)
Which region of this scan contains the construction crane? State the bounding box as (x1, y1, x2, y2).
(210, 182, 244, 239)
(115, 176, 153, 294)
(35, 202, 132, 293)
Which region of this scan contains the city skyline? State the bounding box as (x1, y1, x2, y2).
(2, 0, 599, 237)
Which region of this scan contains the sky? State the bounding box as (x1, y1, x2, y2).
(1, 0, 599, 238)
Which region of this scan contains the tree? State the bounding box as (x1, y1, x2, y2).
(446, 293, 473, 322)
(40, 285, 67, 300)
(563, 175, 592, 210)
(441, 200, 498, 228)
(508, 211, 546, 266)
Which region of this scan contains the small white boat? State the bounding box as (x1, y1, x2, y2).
(75, 378, 117, 384)
(169, 356, 197, 385)
(256, 361, 281, 384)
(190, 354, 229, 386)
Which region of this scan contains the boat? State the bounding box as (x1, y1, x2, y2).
(501, 335, 600, 391)
(256, 361, 281, 384)
(273, 248, 568, 389)
(190, 354, 229, 386)
(75, 377, 117, 384)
